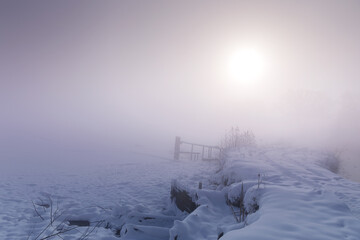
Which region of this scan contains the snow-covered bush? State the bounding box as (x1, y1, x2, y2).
(226, 180, 262, 223)
(243, 186, 262, 214)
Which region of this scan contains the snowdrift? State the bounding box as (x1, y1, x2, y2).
(170, 146, 360, 240)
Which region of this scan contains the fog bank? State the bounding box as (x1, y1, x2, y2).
(1, 0, 359, 181)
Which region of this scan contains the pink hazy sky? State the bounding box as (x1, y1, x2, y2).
(1, 0, 360, 151)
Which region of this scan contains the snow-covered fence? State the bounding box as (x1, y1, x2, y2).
(174, 136, 223, 161)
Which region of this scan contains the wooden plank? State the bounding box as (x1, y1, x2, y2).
(179, 151, 200, 154)
(174, 136, 181, 160)
(180, 141, 221, 149)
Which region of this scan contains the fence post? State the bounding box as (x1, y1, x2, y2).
(202, 146, 205, 160)
(191, 144, 194, 160)
(174, 136, 181, 160)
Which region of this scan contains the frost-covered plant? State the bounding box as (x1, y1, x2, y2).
(215, 149, 227, 174)
(220, 128, 256, 150)
(247, 197, 260, 213)
(226, 179, 262, 223)
(226, 182, 246, 222)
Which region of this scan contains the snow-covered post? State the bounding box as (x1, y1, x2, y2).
(174, 136, 181, 160)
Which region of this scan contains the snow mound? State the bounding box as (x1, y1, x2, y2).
(170, 145, 360, 240)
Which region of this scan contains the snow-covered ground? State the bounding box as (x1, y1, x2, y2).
(171, 146, 360, 240)
(0, 147, 218, 239)
(1, 144, 360, 239)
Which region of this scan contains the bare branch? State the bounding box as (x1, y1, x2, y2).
(32, 200, 45, 221)
(39, 226, 79, 240)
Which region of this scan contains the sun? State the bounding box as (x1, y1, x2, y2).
(227, 47, 265, 85)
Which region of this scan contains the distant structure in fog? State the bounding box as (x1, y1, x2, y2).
(174, 136, 222, 161)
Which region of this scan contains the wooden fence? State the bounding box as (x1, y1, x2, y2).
(174, 136, 222, 161)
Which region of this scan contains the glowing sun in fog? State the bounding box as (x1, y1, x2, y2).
(228, 48, 265, 85)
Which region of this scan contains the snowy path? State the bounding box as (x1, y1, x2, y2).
(260, 147, 360, 220)
(217, 147, 360, 240)
(168, 146, 360, 240)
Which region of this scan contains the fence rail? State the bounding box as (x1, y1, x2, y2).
(174, 136, 222, 161)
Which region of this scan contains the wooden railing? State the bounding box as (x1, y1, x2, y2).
(174, 136, 222, 161)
